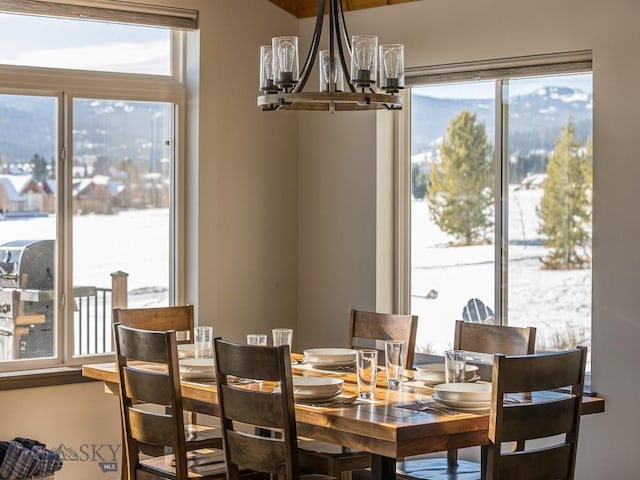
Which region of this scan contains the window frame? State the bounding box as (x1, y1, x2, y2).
(0, 25, 187, 373)
(396, 51, 593, 339)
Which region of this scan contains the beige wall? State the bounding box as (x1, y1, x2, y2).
(297, 0, 639, 478)
(188, 0, 299, 343)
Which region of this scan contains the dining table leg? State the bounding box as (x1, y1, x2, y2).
(371, 454, 396, 480)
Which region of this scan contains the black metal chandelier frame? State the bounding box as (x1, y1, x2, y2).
(258, 0, 403, 112)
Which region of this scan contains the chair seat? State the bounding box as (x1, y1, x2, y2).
(397, 458, 481, 480)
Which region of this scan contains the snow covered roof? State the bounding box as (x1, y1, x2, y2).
(0, 174, 36, 195)
(0, 177, 23, 202)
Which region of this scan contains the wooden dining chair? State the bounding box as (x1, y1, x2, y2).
(297, 308, 419, 480)
(348, 308, 418, 369)
(214, 337, 337, 480)
(487, 346, 587, 480)
(113, 305, 222, 451)
(113, 323, 227, 480)
(399, 320, 536, 480)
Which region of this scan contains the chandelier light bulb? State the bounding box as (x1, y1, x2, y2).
(380, 44, 405, 92)
(320, 50, 344, 92)
(260, 45, 275, 92)
(272, 36, 299, 87)
(350, 35, 378, 87)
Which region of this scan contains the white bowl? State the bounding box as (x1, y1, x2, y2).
(177, 344, 196, 358)
(179, 358, 215, 371)
(293, 376, 343, 395)
(433, 382, 492, 402)
(303, 348, 357, 364)
(415, 363, 479, 384)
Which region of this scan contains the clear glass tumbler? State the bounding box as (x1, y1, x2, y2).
(194, 326, 213, 359)
(385, 340, 405, 388)
(356, 349, 378, 400)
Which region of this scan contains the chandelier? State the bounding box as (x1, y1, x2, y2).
(257, 0, 404, 113)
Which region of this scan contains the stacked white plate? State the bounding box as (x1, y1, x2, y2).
(415, 364, 480, 386)
(302, 348, 357, 368)
(292, 376, 344, 401)
(432, 382, 492, 411)
(179, 357, 216, 380)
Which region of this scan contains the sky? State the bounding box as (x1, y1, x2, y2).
(0, 13, 170, 74)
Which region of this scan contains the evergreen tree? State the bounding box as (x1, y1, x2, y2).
(538, 117, 592, 269)
(412, 163, 428, 200)
(31, 153, 49, 182)
(426, 110, 494, 245)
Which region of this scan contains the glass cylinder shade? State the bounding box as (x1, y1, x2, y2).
(319, 50, 344, 92)
(380, 44, 405, 92)
(259, 45, 275, 92)
(350, 35, 378, 86)
(272, 36, 299, 87)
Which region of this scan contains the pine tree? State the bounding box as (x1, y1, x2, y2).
(538, 117, 592, 269)
(31, 153, 49, 182)
(426, 110, 494, 245)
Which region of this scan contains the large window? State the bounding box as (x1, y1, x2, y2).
(0, 8, 190, 370)
(406, 59, 593, 372)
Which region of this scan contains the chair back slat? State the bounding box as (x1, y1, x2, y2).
(219, 384, 286, 428)
(498, 444, 572, 480)
(226, 430, 288, 474)
(488, 346, 587, 480)
(454, 319, 536, 356)
(500, 397, 580, 441)
(215, 338, 299, 480)
(497, 350, 584, 393)
(123, 367, 173, 405)
(128, 408, 177, 448)
(117, 325, 174, 364)
(113, 305, 195, 343)
(215, 341, 287, 381)
(348, 308, 418, 368)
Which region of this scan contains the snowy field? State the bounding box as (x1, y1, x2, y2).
(411, 187, 592, 363)
(0, 208, 170, 308)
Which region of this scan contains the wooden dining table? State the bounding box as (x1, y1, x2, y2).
(82, 355, 604, 480)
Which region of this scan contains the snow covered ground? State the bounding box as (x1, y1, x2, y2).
(411, 187, 592, 366)
(0, 208, 170, 308)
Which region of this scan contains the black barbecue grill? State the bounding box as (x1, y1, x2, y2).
(0, 239, 55, 360)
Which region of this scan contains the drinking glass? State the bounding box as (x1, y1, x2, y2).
(385, 340, 405, 388)
(194, 326, 213, 359)
(247, 333, 267, 346)
(445, 349, 466, 383)
(272, 328, 293, 347)
(356, 349, 378, 400)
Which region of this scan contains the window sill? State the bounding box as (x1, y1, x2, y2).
(0, 367, 95, 391)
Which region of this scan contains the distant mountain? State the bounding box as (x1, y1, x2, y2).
(412, 86, 593, 156)
(0, 87, 592, 167)
(0, 97, 167, 171)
